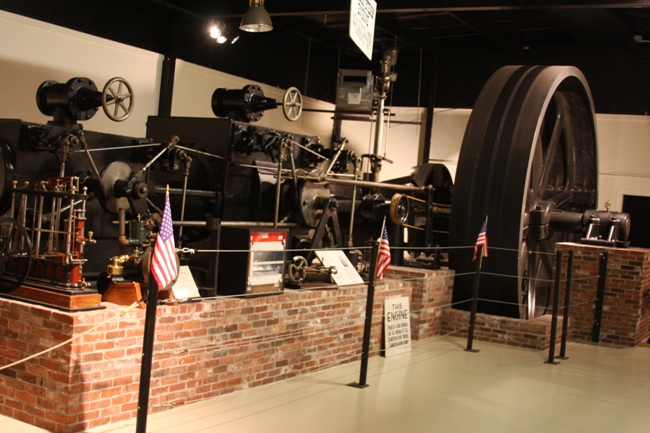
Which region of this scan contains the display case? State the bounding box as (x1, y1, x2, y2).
(217, 227, 288, 296)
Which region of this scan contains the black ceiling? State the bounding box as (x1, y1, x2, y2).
(2, 0, 650, 114)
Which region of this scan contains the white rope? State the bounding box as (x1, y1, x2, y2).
(0, 300, 141, 371)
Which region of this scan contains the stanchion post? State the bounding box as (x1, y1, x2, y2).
(545, 251, 562, 365)
(465, 245, 482, 353)
(136, 275, 160, 433)
(557, 250, 574, 360)
(348, 241, 379, 389)
(424, 185, 433, 248)
(592, 251, 609, 343)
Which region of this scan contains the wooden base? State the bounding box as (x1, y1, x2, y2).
(102, 281, 146, 309)
(1, 284, 103, 312)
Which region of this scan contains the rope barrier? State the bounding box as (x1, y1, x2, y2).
(0, 300, 142, 371)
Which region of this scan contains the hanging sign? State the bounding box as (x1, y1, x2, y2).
(349, 0, 377, 60)
(383, 296, 412, 357)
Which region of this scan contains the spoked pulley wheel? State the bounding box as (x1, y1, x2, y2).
(0, 217, 33, 292)
(449, 65, 598, 319)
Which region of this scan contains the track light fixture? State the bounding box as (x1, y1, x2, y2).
(209, 21, 230, 44)
(240, 0, 273, 33)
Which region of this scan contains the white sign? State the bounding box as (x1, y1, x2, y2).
(349, 0, 377, 60)
(383, 296, 411, 357)
(315, 249, 365, 286)
(171, 265, 201, 299)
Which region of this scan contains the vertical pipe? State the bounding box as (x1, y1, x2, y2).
(592, 251, 609, 343)
(421, 64, 438, 165)
(347, 158, 360, 247)
(545, 251, 563, 365)
(273, 142, 284, 228)
(135, 272, 160, 433)
(465, 246, 482, 353)
(425, 185, 433, 247)
(158, 57, 176, 116)
(348, 241, 379, 389)
(372, 97, 385, 182)
(557, 250, 574, 359)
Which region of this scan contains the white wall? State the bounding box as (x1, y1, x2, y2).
(428, 108, 472, 180)
(171, 61, 336, 143)
(596, 114, 650, 210)
(0, 10, 160, 137)
(339, 106, 425, 181)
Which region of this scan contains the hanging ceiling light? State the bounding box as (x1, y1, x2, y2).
(240, 0, 273, 33)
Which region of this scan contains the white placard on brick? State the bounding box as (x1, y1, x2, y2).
(171, 265, 201, 299)
(383, 296, 412, 357)
(349, 0, 377, 60)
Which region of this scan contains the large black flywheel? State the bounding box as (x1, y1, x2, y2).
(449, 65, 598, 319)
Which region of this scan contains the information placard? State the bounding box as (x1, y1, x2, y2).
(383, 296, 412, 357)
(315, 249, 365, 286)
(349, 0, 377, 60)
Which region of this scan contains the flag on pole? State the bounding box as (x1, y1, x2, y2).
(151, 189, 178, 290)
(376, 223, 391, 279)
(473, 217, 489, 261)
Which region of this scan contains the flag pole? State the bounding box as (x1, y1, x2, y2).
(136, 254, 160, 433)
(136, 184, 172, 433)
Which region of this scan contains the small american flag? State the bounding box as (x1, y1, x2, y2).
(473, 217, 489, 261)
(151, 190, 178, 290)
(376, 224, 391, 279)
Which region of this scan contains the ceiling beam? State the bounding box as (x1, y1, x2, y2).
(243, 1, 650, 18)
(544, 8, 636, 46)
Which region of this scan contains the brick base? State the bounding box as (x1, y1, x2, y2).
(556, 243, 650, 346)
(441, 309, 567, 350)
(0, 267, 452, 433)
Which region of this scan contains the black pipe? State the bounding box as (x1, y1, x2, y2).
(545, 251, 562, 365)
(135, 273, 160, 432)
(425, 185, 433, 248)
(465, 247, 482, 353)
(557, 250, 574, 360)
(158, 57, 176, 116)
(421, 63, 438, 165)
(348, 241, 379, 389)
(592, 251, 609, 343)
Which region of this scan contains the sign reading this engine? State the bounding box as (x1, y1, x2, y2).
(383, 296, 412, 357)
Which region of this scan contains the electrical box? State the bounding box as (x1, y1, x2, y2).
(335, 69, 374, 113)
(217, 227, 288, 296)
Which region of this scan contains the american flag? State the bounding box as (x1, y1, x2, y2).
(151, 190, 178, 290)
(473, 217, 489, 261)
(376, 224, 391, 279)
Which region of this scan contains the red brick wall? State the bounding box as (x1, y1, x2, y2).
(1, 275, 429, 433)
(441, 309, 565, 350)
(385, 268, 455, 340)
(555, 243, 650, 346)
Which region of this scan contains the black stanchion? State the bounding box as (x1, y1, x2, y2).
(424, 185, 434, 248)
(545, 251, 562, 365)
(465, 246, 482, 353)
(348, 241, 379, 389)
(592, 251, 609, 343)
(135, 276, 160, 433)
(557, 250, 574, 360)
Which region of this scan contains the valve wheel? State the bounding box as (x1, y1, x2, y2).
(0, 217, 33, 293)
(282, 87, 303, 122)
(288, 256, 308, 284)
(102, 77, 134, 122)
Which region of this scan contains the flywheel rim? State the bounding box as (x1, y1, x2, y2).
(449, 65, 598, 319)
